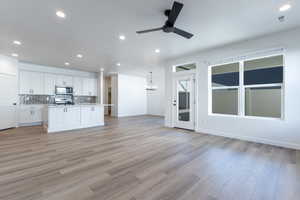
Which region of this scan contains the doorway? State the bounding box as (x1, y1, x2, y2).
(0, 74, 17, 130)
(172, 74, 195, 130)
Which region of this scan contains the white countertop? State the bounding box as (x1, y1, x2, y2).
(48, 104, 103, 108)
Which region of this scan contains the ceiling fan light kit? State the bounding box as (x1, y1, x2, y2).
(137, 1, 194, 39)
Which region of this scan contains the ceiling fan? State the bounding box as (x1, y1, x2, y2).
(136, 1, 194, 39)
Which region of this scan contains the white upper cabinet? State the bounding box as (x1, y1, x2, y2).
(19, 70, 98, 96)
(19, 70, 44, 95)
(44, 73, 57, 95)
(56, 75, 73, 87)
(82, 78, 97, 96)
(73, 77, 83, 96)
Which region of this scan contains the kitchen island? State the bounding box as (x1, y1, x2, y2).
(43, 104, 104, 133)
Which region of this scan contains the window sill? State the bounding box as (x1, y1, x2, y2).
(208, 113, 284, 121)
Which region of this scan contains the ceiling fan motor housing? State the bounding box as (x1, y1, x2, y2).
(164, 9, 171, 17)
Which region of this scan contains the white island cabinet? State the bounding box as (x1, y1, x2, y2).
(45, 104, 104, 133)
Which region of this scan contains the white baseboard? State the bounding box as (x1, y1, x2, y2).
(18, 122, 42, 127)
(196, 128, 300, 150)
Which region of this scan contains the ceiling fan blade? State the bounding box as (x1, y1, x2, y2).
(167, 1, 184, 26)
(136, 27, 163, 34)
(173, 27, 193, 39)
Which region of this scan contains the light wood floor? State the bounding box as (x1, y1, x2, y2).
(0, 116, 299, 200)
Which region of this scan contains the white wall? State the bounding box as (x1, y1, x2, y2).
(164, 27, 300, 150)
(117, 74, 147, 117)
(146, 67, 165, 116)
(0, 55, 18, 76)
(0, 55, 19, 129)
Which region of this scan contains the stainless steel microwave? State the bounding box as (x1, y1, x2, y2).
(55, 86, 73, 95)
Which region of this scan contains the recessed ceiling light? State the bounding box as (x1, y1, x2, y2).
(155, 49, 160, 53)
(56, 10, 66, 18)
(65, 62, 70, 66)
(116, 63, 121, 66)
(279, 4, 291, 12)
(77, 54, 83, 58)
(13, 40, 22, 45)
(119, 35, 126, 40)
(11, 53, 18, 57)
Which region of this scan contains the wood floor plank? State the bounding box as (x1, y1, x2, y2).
(0, 115, 299, 200)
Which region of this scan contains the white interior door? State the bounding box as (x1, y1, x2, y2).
(0, 74, 17, 130)
(173, 74, 195, 130)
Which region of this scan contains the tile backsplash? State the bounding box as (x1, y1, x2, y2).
(19, 95, 96, 105)
(74, 96, 97, 104)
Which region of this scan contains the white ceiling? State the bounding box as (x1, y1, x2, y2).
(0, 0, 299, 75)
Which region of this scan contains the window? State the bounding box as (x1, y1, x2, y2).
(210, 55, 284, 119)
(175, 63, 196, 72)
(211, 62, 239, 115)
(244, 55, 283, 118)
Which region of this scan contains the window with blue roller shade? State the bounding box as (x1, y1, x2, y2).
(212, 66, 283, 86)
(211, 62, 239, 87)
(212, 72, 239, 86)
(244, 66, 283, 85)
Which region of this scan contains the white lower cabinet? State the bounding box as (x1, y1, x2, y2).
(48, 106, 81, 132)
(19, 105, 43, 125)
(65, 107, 81, 129)
(47, 105, 104, 133)
(81, 106, 103, 127)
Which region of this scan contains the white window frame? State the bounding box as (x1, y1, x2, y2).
(208, 53, 285, 120)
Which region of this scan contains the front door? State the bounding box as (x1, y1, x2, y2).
(173, 74, 195, 130)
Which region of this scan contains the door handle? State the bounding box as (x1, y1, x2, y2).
(173, 100, 177, 106)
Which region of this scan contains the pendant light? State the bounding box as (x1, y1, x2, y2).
(146, 72, 158, 91)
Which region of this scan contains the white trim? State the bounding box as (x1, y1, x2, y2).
(208, 113, 283, 121)
(209, 47, 285, 66)
(239, 61, 244, 116)
(244, 83, 282, 88)
(212, 86, 239, 90)
(196, 127, 300, 150)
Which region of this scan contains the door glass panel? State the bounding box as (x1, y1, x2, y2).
(177, 79, 190, 122)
